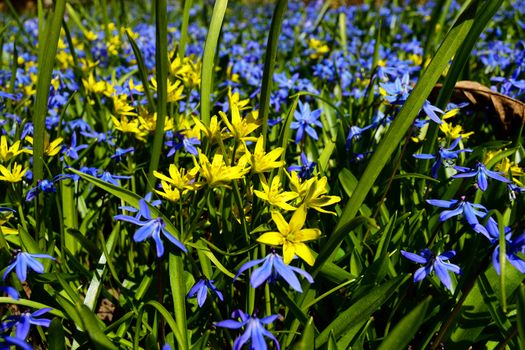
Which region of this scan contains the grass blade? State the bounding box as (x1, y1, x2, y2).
(200, 0, 228, 124)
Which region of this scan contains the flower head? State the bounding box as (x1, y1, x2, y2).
(452, 162, 511, 191)
(114, 199, 187, 257)
(290, 101, 322, 144)
(215, 310, 281, 350)
(188, 278, 223, 307)
(3, 251, 55, 283)
(426, 197, 487, 226)
(401, 249, 461, 291)
(257, 206, 321, 266)
(1, 308, 52, 341)
(235, 250, 313, 292)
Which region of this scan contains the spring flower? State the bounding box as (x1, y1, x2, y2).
(0, 286, 19, 300)
(413, 137, 472, 178)
(254, 176, 298, 211)
(452, 162, 511, 191)
(474, 218, 525, 275)
(0, 136, 30, 162)
(0, 334, 31, 350)
(401, 249, 461, 291)
(26, 179, 56, 201)
(3, 251, 55, 283)
(188, 278, 224, 307)
(235, 250, 314, 292)
(1, 308, 52, 341)
(291, 101, 322, 144)
(257, 206, 321, 266)
(196, 153, 248, 188)
(300, 176, 341, 214)
(345, 124, 374, 149)
(114, 199, 187, 257)
(0, 163, 28, 183)
(215, 309, 281, 350)
(219, 89, 260, 141)
(247, 136, 284, 174)
(287, 152, 316, 179)
(426, 196, 487, 226)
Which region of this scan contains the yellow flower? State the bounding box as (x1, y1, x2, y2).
(495, 157, 525, 186)
(439, 109, 474, 139)
(196, 153, 249, 188)
(0, 163, 27, 183)
(113, 95, 137, 117)
(254, 176, 298, 211)
(150, 78, 185, 103)
(0, 211, 17, 235)
(257, 206, 321, 265)
(219, 89, 260, 141)
(155, 181, 182, 202)
(25, 136, 63, 157)
(193, 115, 223, 143)
(153, 164, 200, 191)
(111, 115, 143, 136)
(247, 136, 284, 174)
(137, 112, 174, 135)
(308, 38, 330, 59)
(301, 176, 341, 214)
(0, 136, 31, 162)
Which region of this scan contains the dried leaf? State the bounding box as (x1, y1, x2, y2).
(432, 80, 525, 130)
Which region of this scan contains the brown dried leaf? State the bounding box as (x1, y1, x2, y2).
(434, 80, 525, 130)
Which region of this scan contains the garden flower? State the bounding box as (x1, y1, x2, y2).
(300, 176, 341, 214)
(215, 309, 281, 350)
(257, 206, 321, 265)
(452, 162, 511, 191)
(114, 199, 187, 257)
(0, 136, 30, 161)
(290, 101, 322, 144)
(0, 335, 31, 350)
(166, 133, 201, 157)
(287, 152, 316, 179)
(196, 153, 249, 188)
(426, 197, 487, 226)
(345, 124, 374, 149)
(25, 179, 56, 201)
(3, 251, 55, 283)
(1, 308, 52, 341)
(219, 89, 260, 141)
(188, 278, 224, 307)
(401, 249, 461, 291)
(110, 147, 134, 161)
(235, 250, 314, 292)
(413, 137, 472, 178)
(254, 176, 298, 211)
(61, 132, 88, 160)
(247, 136, 284, 174)
(474, 218, 525, 275)
(0, 163, 27, 183)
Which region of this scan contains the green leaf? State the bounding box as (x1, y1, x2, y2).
(169, 253, 189, 350)
(76, 303, 118, 350)
(148, 0, 169, 186)
(518, 284, 525, 348)
(200, 0, 228, 124)
(315, 275, 407, 347)
(293, 317, 315, 350)
(48, 318, 66, 350)
(179, 0, 193, 58)
(126, 30, 156, 111)
(377, 297, 431, 350)
(259, 0, 287, 144)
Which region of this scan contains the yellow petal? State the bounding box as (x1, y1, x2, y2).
(282, 242, 295, 264)
(270, 211, 289, 235)
(257, 231, 284, 246)
(289, 205, 307, 233)
(293, 243, 316, 266)
(296, 228, 321, 242)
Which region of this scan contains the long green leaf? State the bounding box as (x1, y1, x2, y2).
(169, 253, 189, 350)
(148, 0, 169, 187)
(315, 275, 407, 347)
(377, 297, 431, 350)
(76, 303, 118, 350)
(259, 0, 287, 144)
(179, 0, 193, 58)
(200, 0, 228, 124)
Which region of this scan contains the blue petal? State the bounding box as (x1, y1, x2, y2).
(434, 261, 453, 291)
(215, 319, 244, 329)
(133, 221, 155, 242)
(401, 250, 428, 264)
(250, 258, 274, 289)
(426, 199, 456, 208)
(440, 207, 464, 222)
(196, 283, 208, 307)
(162, 228, 188, 253)
(234, 258, 265, 281)
(414, 265, 432, 283)
(273, 259, 302, 292)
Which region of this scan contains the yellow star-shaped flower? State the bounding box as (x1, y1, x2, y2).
(257, 206, 321, 265)
(254, 175, 298, 211)
(0, 163, 27, 183)
(247, 136, 284, 174)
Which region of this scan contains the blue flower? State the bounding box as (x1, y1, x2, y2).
(401, 249, 461, 291)
(426, 197, 487, 226)
(25, 179, 56, 201)
(0, 335, 31, 350)
(188, 278, 224, 307)
(474, 218, 525, 275)
(234, 251, 314, 292)
(1, 308, 52, 341)
(421, 100, 444, 124)
(111, 147, 134, 162)
(114, 199, 187, 257)
(61, 132, 88, 160)
(287, 153, 316, 179)
(0, 286, 18, 300)
(215, 310, 281, 350)
(3, 252, 55, 283)
(165, 133, 201, 157)
(345, 124, 374, 149)
(290, 101, 322, 144)
(413, 137, 472, 178)
(452, 162, 511, 191)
